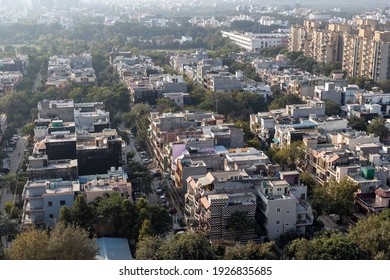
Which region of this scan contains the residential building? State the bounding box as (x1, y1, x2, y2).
(79, 167, 132, 203)
(223, 147, 269, 174)
(149, 111, 218, 171)
(290, 19, 390, 80)
(185, 171, 258, 241)
(203, 71, 242, 92)
(46, 54, 96, 88)
(38, 99, 75, 122)
(0, 57, 26, 73)
(170, 50, 209, 74)
(256, 172, 314, 240)
(21, 179, 80, 228)
(152, 74, 188, 93)
(162, 92, 190, 107)
(286, 98, 326, 120)
(314, 82, 344, 105)
(222, 31, 289, 52)
(27, 155, 78, 181)
(76, 129, 126, 176)
(0, 71, 23, 96)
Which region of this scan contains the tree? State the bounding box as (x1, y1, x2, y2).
(268, 94, 305, 110)
(156, 97, 180, 114)
(348, 116, 367, 131)
(299, 172, 317, 194)
(59, 195, 95, 233)
(324, 99, 341, 116)
(21, 123, 35, 139)
(287, 231, 367, 260)
(348, 209, 390, 259)
(138, 219, 154, 240)
(225, 211, 255, 241)
(4, 201, 19, 219)
(377, 80, 390, 92)
(147, 205, 172, 237)
(59, 206, 73, 227)
(1, 174, 17, 193)
(127, 161, 153, 195)
(0, 214, 19, 256)
(71, 195, 95, 230)
(159, 232, 215, 260)
(121, 199, 139, 239)
(5, 227, 49, 260)
(6, 222, 98, 260)
(94, 192, 124, 234)
(135, 235, 162, 260)
(368, 117, 389, 142)
(268, 141, 305, 170)
(311, 178, 358, 222)
(224, 241, 280, 260)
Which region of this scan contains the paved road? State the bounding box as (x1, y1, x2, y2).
(0, 136, 27, 213)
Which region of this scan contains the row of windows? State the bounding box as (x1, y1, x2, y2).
(276, 221, 290, 226)
(47, 200, 66, 207)
(276, 208, 290, 213)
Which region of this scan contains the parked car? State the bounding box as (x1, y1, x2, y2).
(142, 158, 152, 164)
(155, 187, 163, 194)
(140, 151, 146, 158)
(136, 146, 142, 151)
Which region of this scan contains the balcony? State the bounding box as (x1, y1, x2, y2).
(23, 201, 44, 212)
(296, 216, 313, 226)
(185, 202, 194, 214)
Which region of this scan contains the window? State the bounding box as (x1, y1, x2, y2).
(286, 210, 290, 214)
(277, 208, 281, 212)
(60, 200, 66, 205)
(49, 214, 54, 219)
(277, 188, 282, 191)
(48, 201, 53, 207)
(276, 220, 280, 225)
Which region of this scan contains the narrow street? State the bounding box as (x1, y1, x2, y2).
(0, 135, 27, 213)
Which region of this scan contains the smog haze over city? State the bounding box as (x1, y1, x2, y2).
(1, 0, 390, 268)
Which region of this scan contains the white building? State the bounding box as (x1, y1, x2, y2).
(162, 92, 189, 107)
(221, 31, 289, 52)
(256, 172, 314, 240)
(21, 179, 80, 228)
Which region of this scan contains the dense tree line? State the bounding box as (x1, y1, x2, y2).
(5, 222, 98, 260)
(287, 209, 390, 260)
(136, 232, 280, 260)
(59, 194, 171, 241)
(281, 50, 343, 77)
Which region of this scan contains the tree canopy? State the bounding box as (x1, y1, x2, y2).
(223, 241, 280, 260)
(311, 178, 358, 222)
(324, 99, 341, 116)
(5, 222, 98, 260)
(348, 116, 367, 132)
(348, 209, 390, 260)
(287, 231, 368, 260)
(268, 94, 304, 110)
(267, 141, 305, 170)
(368, 117, 389, 142)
